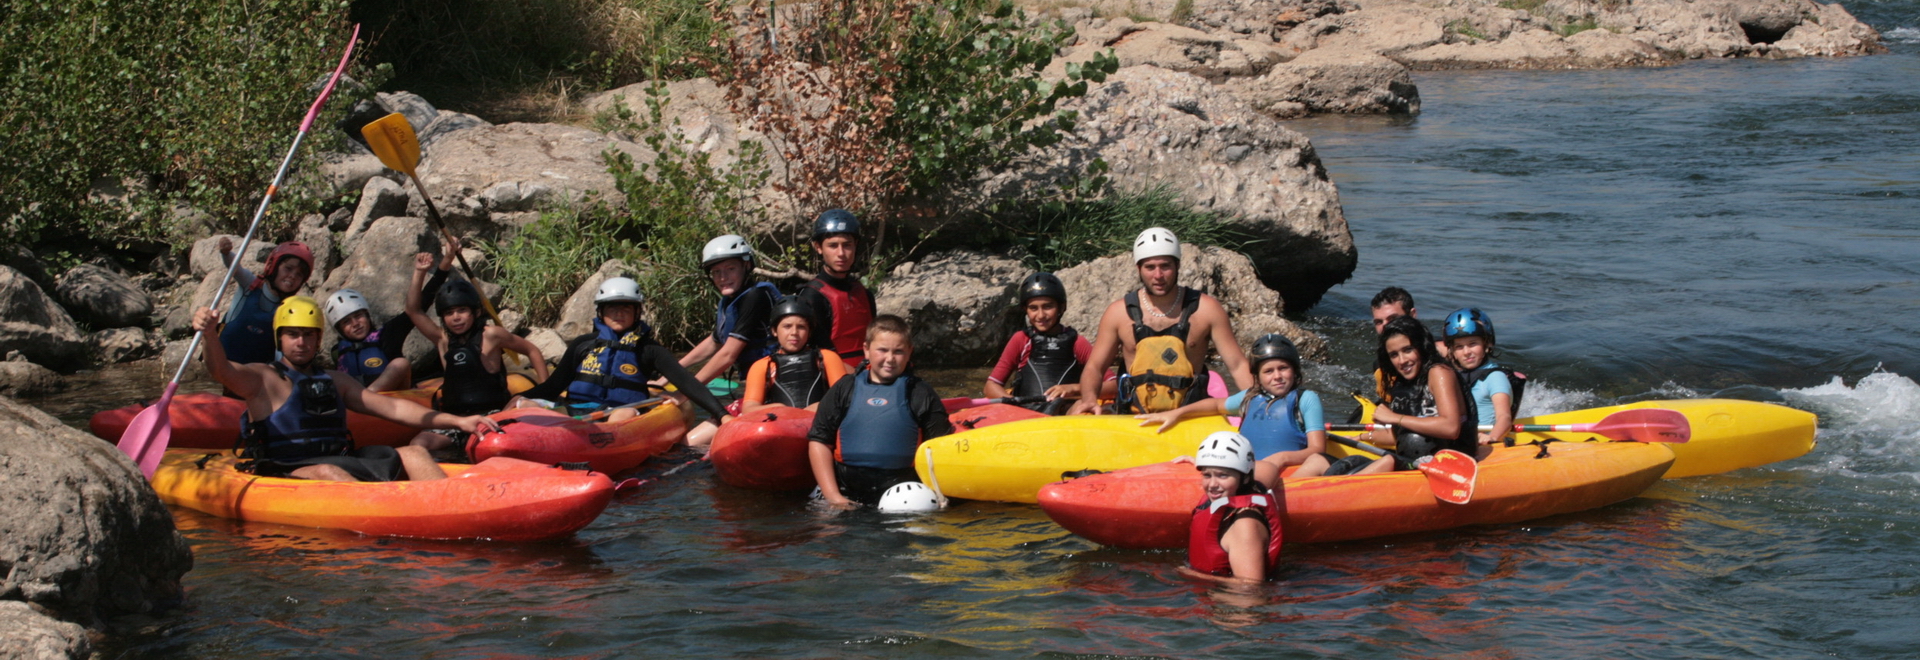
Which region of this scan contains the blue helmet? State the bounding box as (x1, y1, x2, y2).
(1443, 308, 1495, 343)
(811, 209, 861, 241)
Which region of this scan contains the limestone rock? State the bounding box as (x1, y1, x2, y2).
(1771, 2, 1886, 57)
(313, 152, 388, 197)
(161, 339, 210, 384)
(53, 264, 153, 329)
(976, 65, 1355, 310)
(410, 123, 648, 231)
(556, 260, 631, 339)
(295, 213, 337, 290)
(188, 234, 269, 279)
(583, 78, 796, 235)
(1052, 20, 1286, 82)
(0, 266, 89, 370)
(375, 91, 440, 140)
(1232, 46, 1417, 117)
(1279, 6, 1447, 56)
(525, 327, 567, 367)
(343, 177, 410, 253)
(91, 327, 159, 365)
(0, 396, 193, 624)
(875, 251, 1034, 367)
(0, 359, 65, 397)
(419, 109, 492, 146)
(319, 217, 446, 328)
(1181, 0, 1354, 40)
(0, 601, 89, 660)
(1053, 244, 1325, 361)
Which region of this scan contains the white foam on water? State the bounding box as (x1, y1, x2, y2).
(1887, 27, 1920, 43)
(1516, 380, 1600, 417)
(1780, 369, 1920, 481)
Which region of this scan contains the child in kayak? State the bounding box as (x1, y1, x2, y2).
(1135, 333, 1331, 486)
(1443, 307, 1524, 455)
(1335, 315, 1476, 475)
(216, 239, 314, 365)
(793, 209, 876, 363)
(983, 273, 1094, 415)
(738, 298, 848, 414)
(807, 315, 955, 509)
(321, 238, 462, 391)
(1181, 431, 1284, 585)
(193, 298, 498, 482)
(677, 234, 781, 445)
(514, 277, 732, 426)
(404, 245, 547, 453)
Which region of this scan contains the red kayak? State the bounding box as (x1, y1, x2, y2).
(710, 402, 1048, 491)
(1037, 441, 1674, 547)
(468, 402, 687, 475)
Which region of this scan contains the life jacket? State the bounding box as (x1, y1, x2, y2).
(808, 275, 874, 359)
(1237, 390, 1309, 459)
(1461, 362, 1527, 418)
(835, 370, 921, 470)
(435, 325, 509, 416)
(239, 363, 352, 462)
(564, 320, 655, 408)
(714, 281, 783, 375)
(1120, 288, 1205, 413)
(1011, 326, 1083, 407)
(218, 286, 281, 365)
(1383, 366, 1479, 459)
(333, 330, 389, 386)
(1188, 486, 1284, 577)
(766, 350, 832, 408)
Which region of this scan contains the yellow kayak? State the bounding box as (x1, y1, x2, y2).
(1513, 398, 1816, 478)
(914, 415, 1236, 504)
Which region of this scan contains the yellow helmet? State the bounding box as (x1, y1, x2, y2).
(273, 295, 325, 333)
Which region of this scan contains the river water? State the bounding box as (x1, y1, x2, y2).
(39, 4, 1920, 657)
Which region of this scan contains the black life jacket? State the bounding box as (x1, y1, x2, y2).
(767, 350, 832, 408)
(240, 363, 353, 461)
(1011, 326, 1083, 407)
(435, 326, 509, 416)
(1462, 363, 1527, 417)
(1383, 365, 1479, 460)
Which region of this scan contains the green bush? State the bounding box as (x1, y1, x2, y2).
(0, 0, 371, 252)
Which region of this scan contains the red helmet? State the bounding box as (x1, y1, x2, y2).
(254, 241, 314, 291)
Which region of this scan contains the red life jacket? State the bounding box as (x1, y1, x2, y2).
(808, 277, 874, 358)
(1188, 488, 1284, 577)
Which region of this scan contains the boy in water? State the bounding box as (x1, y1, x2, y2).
(404, 243, 547, 453)
(983, 273, 1095, 415)
(1180, 432, 1283, 585)
(738, 298, 848, 414)
(193, 297, 497, 482)
(807, 315, 955, 509)
(1443, 308, 1521, 456)
(216, 239, 314, 365)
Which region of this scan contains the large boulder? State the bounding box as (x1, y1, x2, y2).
(1180, 0, 1354, 41)
(875, 251, 1035, 367)
(1230, 46, 1418, 117)
(187, 234, 270, 279)
(0, 358, 65, 397)
(409, 123, 648, 234)
(1278, 5, 1447, 56)
(1051, 19, 1287, 82)
(0, 266, 89, 371)
(53, 264, 153, 329)
(556, 259, 632, 339)
(1053, 244, 1326, 361)
(0, 396, 192, 625)
(90, 328, 159, 366)
(313, 152, 387, 197)
(295, 214, 338, 291)
(319, 217, 445, 328)
(0, 601, 88, 660)
(976, 65, 1356, 310)
(342, 177, 410, 254)
(582, 78, 797, 235)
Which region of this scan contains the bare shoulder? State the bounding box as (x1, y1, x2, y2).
(1098, 298, 1131, 326)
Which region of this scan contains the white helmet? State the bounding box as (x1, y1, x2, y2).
(323, 289, 370, 328)
(593, 277, 645, 306)
(1133, 227, 1181, 264)
(1195, 431, 1256, 475)
(876, 481, 943, 513)
(701, 234, 754, 269)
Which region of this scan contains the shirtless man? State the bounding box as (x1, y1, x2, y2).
(1068, 228, 1253, 415)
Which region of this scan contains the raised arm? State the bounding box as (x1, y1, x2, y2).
(405, 253, 443, 345)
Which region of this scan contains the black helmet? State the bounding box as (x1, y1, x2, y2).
(435, 279, 485, 316)
(771, 297, 812, 324)
(1018, 272, 1067, 308)
(811, 209, 861, 241)
(1249, 333, 1301, 372)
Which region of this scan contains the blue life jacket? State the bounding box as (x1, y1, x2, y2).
(334, 330, 390, 386)
(1237, 390, 1308, 459)
(714, 281, 782, 376)
(240, 363, 352, 461)
(565, 319, 656, 408)
(836, 370, 921, 470)
(219, 286, 281, 365)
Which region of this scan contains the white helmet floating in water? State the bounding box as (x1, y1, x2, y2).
(1132, 227, 1181, 264)
(1195, 431, 1257, 476)
(323, 289, 370, 328)
(877, 481, 943, 513)
(594, 277, 645, 306)
(701, 234, 754, 269)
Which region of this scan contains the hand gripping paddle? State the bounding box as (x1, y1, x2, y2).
(1325, 435, 1478, 505)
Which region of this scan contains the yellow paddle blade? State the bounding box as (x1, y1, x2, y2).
(360, 112, 421, 177)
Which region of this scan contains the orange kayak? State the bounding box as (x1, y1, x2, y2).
(469, 402, 687, 475)
(1037, 440, 1674, 548)
(151, 450, 614, 541)
(709, 403, 1048, 491)
(89, 375, 534, 449)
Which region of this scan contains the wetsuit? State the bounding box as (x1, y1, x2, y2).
(743, 350, 848, 408)
(520, 322, 731, 421)
(807, 369, 954, 505)
(797, 272, 876, 362)
(987, 326, 1091, 414)
(240, 363, 403, 481)
(434, 326, 510, 416)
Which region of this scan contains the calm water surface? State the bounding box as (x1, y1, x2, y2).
(39, 3, 1920, 657)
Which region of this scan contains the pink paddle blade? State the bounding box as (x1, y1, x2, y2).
(1592, 408, 1691, 443)
(115, 382, 178, 478)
